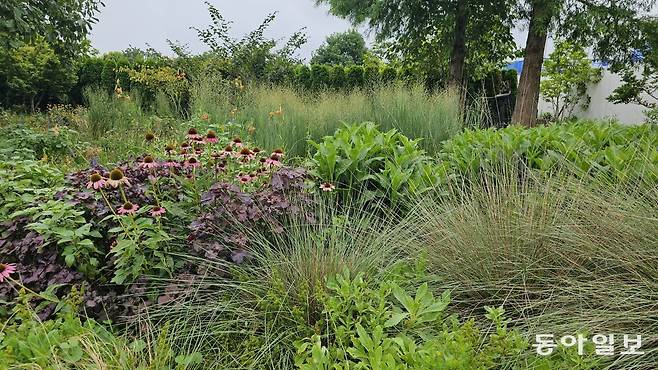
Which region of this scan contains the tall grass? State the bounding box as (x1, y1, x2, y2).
(190, 81, 464, 157)
(411, 166, 658, 369)
(139, 196, 417, 368)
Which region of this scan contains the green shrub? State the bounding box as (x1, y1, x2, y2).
(310, 123, 444, 204)
(0, 288, 202, 369)
(440, 120, 658, 184)
(0, 122, 81, 162)
(295, 268, 600, 369)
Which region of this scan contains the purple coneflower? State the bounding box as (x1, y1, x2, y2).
(140, 155, 159, 169)
(107, 168, 131, 188)
(271, 148, 284, 159)
(264, 154, 282, 168)
(184, 156, 201, 168)
(237, 173, 252, 184)
(222, 145, 234, 158)
(86, 172, 107, 190)
(187, 128, 202, 140)
(118, 202, 139, 215)
(205, 130, 218, 144)
(150, 206, 166, 217)
(145, 132, 155, 142)
(0, 263, 16, 283)
(238, 147, 255, 162)
(165, 144, 175, 154)
(320, 182, 336, 192)
(231, 137, 243, 148)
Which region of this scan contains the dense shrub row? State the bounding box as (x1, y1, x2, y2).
(71, 53, 517, 106)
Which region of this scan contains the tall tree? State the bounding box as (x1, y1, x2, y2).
(315, 0, 516, 89)
(311, 29, 368, 65)
(512, 0, 655, 126)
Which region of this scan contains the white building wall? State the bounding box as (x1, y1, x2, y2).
(537, 69, 648, 125)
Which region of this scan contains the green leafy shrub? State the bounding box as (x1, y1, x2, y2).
(310, 123, 444, 204)
(0, 288, 202, 369)
(0, 123, 81, 162)
(0, 159, 64, 221)
(295, 268, 600, 369)
(440, 120, 658, 183)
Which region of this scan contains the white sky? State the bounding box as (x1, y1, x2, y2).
(89, 0, 558, 61)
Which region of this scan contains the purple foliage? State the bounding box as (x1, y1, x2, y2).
(189, 167, 313, 263)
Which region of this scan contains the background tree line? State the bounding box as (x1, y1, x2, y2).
(1, 0, 657, 126)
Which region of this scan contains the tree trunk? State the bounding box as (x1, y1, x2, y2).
(448, 0, 468, 90)
(511, 1, 552, 127)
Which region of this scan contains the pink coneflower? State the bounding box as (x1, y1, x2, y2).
(194, 148, 204, 156)
(0, 263, 16, 283)
(264, 154, 282, 168)
(164, 160, 180, 168)
(86, 173, 107, 190)
(271, 148, 284, 159)
(118, 202, 139, 215)
(231, 137, 243, 148)
(320, 182, 336, 192)
(150, 206, 166, 217)
(187, 128, 202, 140)
(237, 173, 252, 184)
(106, 168, 131, 188)
(145, 132, 155, 142)
(252, 147, 262, 155)
(165, 144, 175, 154)
(222, 145, 234, 158)
(140, 155, 159, 169)
(205, 130, 218, 144)
(237, 147, 255, 162)
(184, 156, 201, 168)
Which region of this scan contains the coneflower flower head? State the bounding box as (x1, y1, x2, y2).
(118, 201, 139, 215)
(107, 168, 131, 188)
(87, 172, 107, 190)
(0, 262, 16, 283)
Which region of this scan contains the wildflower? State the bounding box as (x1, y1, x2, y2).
(264, 153, 282, 168)
(187, 128, 201, 140)
(222, 145, 234, 158)
(184, 156, 201, 168)
(238, 147, 255, 162)
(252, 147, 261, 155)
(86, 172, 107, 190)
(140, 155, 159, 169)
(118, 202, 139, 215)
(150, 206, 166, 217)
(107, 168, 131, 188)
(320, 182, 336, 192)
(0, 263, 17, 283)
(164, 160, 180, 168)
(200, 113, 209, 121)
(165, 144, 175, 154)
(206, 130, 218, 144)
(268, 106, 284, 118)
(231, 137, 243, 148)
(145, 132, 155, 142)
(272, 148, 284, 158)
(237, 173, 252, 184)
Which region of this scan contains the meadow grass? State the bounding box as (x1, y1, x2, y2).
(412, 165, 658, 369)
(191, 82, 464, 157)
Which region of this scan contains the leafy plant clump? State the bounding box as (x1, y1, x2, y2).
(310, 122, 444, 205)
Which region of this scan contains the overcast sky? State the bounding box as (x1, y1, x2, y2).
(89, 0, 539, 61)
(90, 0, 363, 61)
